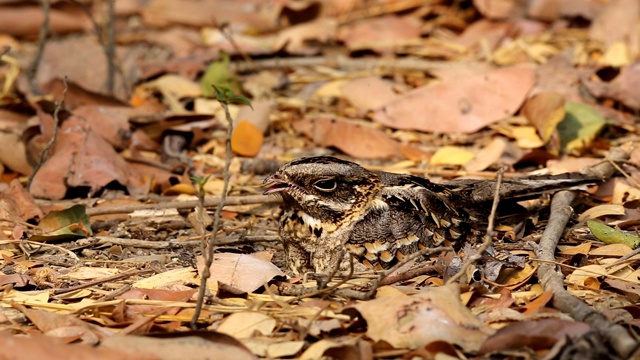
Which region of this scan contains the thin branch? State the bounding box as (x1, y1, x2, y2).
(105, 0, 116, 94)
(71, 0, 125, 97)
(28, 0, 50, 94)
(27, 77, 67, 192)
(534, 145, 637, 358)
(446, 166, 506, 285)
(85, 194, 281, 216)
(191, 97, 235, 329)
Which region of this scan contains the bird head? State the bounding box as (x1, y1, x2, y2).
(263, 156, 379, 221)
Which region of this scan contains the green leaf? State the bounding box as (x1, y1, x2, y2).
(191, 174, 212, 192)
(32, 204, 92, 241)
(211, 84, 253, 110)
(200, 52, 241, 97)
(557, 102, 607, 152)
(587, 220, 640, 249)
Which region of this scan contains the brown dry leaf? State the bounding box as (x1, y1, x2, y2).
(473, 0, 520, 20)
(235, 101, 271, 133)
(566, 264, 607, 289)
(198, 253, 284, 294)
(35, 36, 139, 100)
(589, 244, 633, 257)
(612, 179, 640, 204)
(217, 312, 276, 339)
(29, 115, 145, 200)
(232, 120, 264, 157)
(0, 179, 43, 224)
(0, 273, 32, 287)
(589, 0, 640, 60)
(348, 285, 493, 352)
(521, 92, 565, 144)
(64, 267, 120, 281)
(529, 54, 584, 102)
(0, 110, 32, 175)
(341, 76, 398, 112)
(0, 332, 151, 360)
(479, 319, 591, 354)
(133, 268, 198, 289)
(241, 338, 305, 358)
(520, 290, 554, 314)
(41, 79, 129, 110)
(372, 65, 536, 133)
(293, 117, 401, 159)
(455, 20, 512, 50)
(495, 261, 538, 290)
(299, 339, 359, 360)
(464, 137, 508, 172)
(73, 106, 138, 149)
(338, 15, 421, 54)
(0, 4, 92, 37)
(559, 242, 592, 256)
(527, 0, 603, 21)
(142, 0, 280, 32)
(274, 18, 337, 55)
(582, 62, 640, 111)
(578, 204, 626, 222)
(603, 279, 640, 302)
(546, 157, 601, 174)
(100, 333, 256, 360)
(13, 303, 114, 338)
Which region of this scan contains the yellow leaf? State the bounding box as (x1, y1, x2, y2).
(430, 146, 474, 165)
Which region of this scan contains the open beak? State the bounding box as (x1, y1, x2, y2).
(263, 174, 292, 195)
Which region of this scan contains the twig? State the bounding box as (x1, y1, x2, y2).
(298, 255, 354, 300)
(52, 268, 151, 295)
(533, 145, 638, 358)
(27, 77, 67, 192)
(379, 264, 440, 286)
(105, 0, 116, 94)
(85, 194, 281, 216)
(446, 166, 506, 285)
(28, 0, 50, 94)
(317, 251, 345, 290)
(367, 245, 453, 298)
(11, 240, 79, 262)
(230, 55, 460, 74)
(219, 23, 255, 70)
(71, 0, 125, 97)
(191, 95, 236, 329)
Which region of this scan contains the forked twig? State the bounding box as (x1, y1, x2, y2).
(446, 166, 506, 285)
(27, 77, 68, 192)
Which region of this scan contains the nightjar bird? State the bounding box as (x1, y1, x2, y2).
(263, 156, 601, 275)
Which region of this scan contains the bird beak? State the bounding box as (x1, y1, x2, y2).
(263, 174, 292, 195)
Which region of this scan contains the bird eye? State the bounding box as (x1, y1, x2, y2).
(313, 179, 337, 192)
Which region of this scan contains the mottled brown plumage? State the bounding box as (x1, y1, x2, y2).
(263, 156, 600, 275)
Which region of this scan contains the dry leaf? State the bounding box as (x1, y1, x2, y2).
(464, 137, 508, 172)
(341, 76, 398, 111)
(198, 253, 284, 293)
(293, 117, 401, 159)
(430, 146, 474, 166)
(348, 285, 493, 352)
(232, 120, 264, 157)
(373, 65, 536, 133)
(522, 92, 565, 144)
(217, 312, 276, 339)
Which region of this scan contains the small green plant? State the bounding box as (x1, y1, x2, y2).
(212, 84, 253, 109)
(190, 174, 212, 195)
